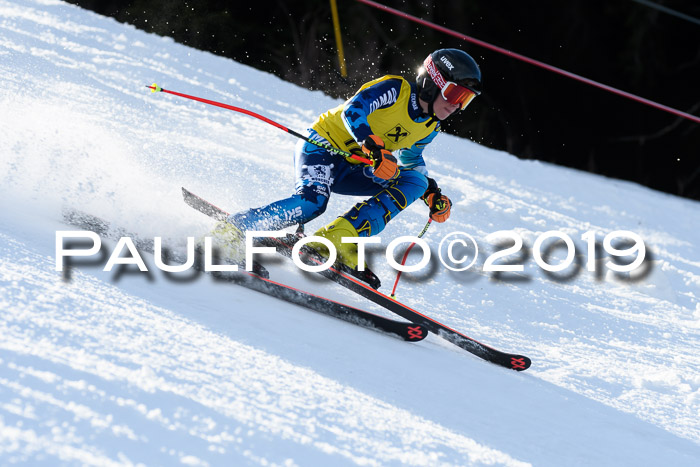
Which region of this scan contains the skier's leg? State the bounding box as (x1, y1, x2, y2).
(309, 169, 429, 271)
(339, 168, 429, 237)
(227, 134, 335, 231)
(226, 192, 327, 232)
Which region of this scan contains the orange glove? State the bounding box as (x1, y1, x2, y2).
(361, 135, 399, 180)
(422, 178, 452, 223)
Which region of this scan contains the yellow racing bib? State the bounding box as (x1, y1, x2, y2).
(312, 75, 438, 163)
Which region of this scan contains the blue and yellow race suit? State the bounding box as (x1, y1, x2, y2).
(229, 75, 440, 237)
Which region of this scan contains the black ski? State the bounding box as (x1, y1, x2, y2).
(62, 208, 427, 342)
(260, 234, 531, 371)
(181, 188, 229, 221)
(182, 187, 532, 371)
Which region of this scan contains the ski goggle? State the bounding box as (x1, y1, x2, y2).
(424, 55, 478, 110)
(440, 82, 477, 110)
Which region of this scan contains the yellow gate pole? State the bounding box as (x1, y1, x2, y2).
(329, 0, 348, 77)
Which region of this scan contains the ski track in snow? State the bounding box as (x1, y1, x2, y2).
(1, 0, 699, 465)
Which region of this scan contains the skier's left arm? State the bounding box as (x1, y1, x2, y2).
(397, 129, 439, 177)
(398, 130, 452, 223)
(421, 177, 452, 223)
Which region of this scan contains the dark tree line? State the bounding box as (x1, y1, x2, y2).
(66, 0, 700, 201)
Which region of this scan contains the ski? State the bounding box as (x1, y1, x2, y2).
(181, 188, 229, 221)
(260, 234, 531, 371)
(182, 188, 532, 371)
(62, 209, 427, 342)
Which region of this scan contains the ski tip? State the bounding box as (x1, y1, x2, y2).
(403, 324, 428, 342)
(508, 355, 531, 371)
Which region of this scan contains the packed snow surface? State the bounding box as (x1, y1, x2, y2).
(1, 1, 699, 465)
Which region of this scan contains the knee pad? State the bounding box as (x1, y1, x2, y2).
(343, 170, 429, 237)
(374, 170, 429, 214)
(390, 170, 429, 203)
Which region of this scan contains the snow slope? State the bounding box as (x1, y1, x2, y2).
(1, 0, 699, 465)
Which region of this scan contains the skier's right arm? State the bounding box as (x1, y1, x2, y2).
(361, 135, 399, 180)
(341, 79, 403, 180)
(340, 78, 403, 143)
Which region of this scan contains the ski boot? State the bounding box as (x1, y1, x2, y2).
(200, 221, 269, 278)
(305, 217, 381, 289)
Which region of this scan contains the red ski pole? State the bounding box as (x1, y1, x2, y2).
(390, 219, 432, 299)
(146, 83, 373, 165)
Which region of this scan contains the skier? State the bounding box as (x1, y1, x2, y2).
(219, 48, 482, 283)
